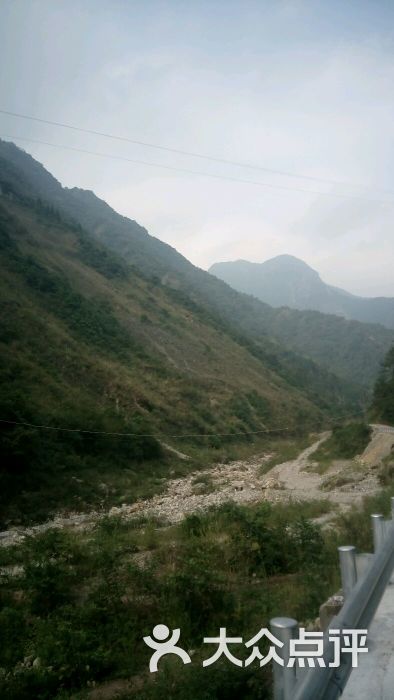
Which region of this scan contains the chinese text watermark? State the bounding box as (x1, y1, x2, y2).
(143, 625, 368, 672)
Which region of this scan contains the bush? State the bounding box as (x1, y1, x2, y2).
(314, 422, 371, 465)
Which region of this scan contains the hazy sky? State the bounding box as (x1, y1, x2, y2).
(1, 0, 394, 296)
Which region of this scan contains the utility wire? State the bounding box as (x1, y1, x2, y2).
(0, 418, 289, 438)
(2, 134, 393, 205)
(0, 108, 392, 195)
(0, 411, 366, 439)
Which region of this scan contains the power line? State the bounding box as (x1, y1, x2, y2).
(0, 418, 289, 438)
(0, 411, 366, 439)
(2, 134, 393, 205)
(1, 108, 391, 196)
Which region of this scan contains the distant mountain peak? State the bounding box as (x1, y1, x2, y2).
(212, 254, 317, 272)
(209, 255, 394, 328)
(266, 253, 308, 264)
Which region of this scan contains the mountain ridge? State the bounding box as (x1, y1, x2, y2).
(209, 255, 394, 328)
(1, 143, 370, 523)
(1, 139, 393, 392)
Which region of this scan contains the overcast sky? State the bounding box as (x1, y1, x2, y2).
(1, 0, 394, 296)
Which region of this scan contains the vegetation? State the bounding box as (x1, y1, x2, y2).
(259, 434, 313, 475)
(0, 139, 393, 700)
(0, 500, 338, 700)
(372, 345, 394, 424)
(2, 139, 391, 399)
(191, 473, 216, 495)
(0, 155, 368, 525)
(0, 488, 392, 700)
(378, 454, 394, 486)
(312, 422, 372, 470)
(209, 256, 394, 331)
(253, 307, 394, 389)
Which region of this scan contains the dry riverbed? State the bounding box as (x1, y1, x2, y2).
(1, 425, 392, 548)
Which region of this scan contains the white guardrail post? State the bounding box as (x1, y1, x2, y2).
(338, 545, 357, 599)
(270, 617, 298, 700)
(371, 513, 385, 552)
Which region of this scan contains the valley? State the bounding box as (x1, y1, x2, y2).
(2, 140, 386, 527)
(0, 141, 393, 700)
(2, 5, 394, 698)
(2, 423, 392, 548)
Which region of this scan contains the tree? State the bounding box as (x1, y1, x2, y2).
(372, 345, 394, 423)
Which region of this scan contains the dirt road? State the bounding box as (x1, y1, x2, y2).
(262, 430, 380, 511)
(360, 424, 394, 467)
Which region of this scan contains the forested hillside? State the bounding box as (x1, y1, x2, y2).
(372, 345, 394, 423)
(1, 139, 392, 391)
(0, 178, 358, 525)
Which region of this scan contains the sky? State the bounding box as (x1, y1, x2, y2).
(1, 0, 394, 296)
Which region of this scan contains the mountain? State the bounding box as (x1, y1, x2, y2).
(1, 141, 393, 395)
(209, 255, 394, 329)
(1, 141, 371, 525)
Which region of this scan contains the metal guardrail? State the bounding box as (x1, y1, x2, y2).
(270, 497, 394, 700)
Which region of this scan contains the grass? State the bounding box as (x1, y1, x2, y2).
(1, 149, 384, 699)
(320, 472, 358, 490)
(2, 484, 394, 699)
(266, 498, 334, 522)
(310, 422, 372, 474)
(191, 473, 217, 495)
(258, 433, 314, 476)
(0, 417, 318, 529)
(333, 488, 394, 553)
(0, 499, 341, 700)
(378, 453, 394, 486)
(0, 191, 369, 528)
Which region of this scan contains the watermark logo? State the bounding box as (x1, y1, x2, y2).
(143, 624, 192, 672)
(143, 625, 368, 672)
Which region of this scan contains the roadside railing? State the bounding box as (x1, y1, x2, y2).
(270, 497, 394, 700)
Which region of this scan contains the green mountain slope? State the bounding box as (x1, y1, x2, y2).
(0, 178, 361, 525)
(372, 344, 394, 424)
(210, 255, 394, 329)
(0, 140, 392, 392)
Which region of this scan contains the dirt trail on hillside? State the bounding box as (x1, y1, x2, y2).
(1, 426, 391, 547)
(359, 424, 394, 467)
